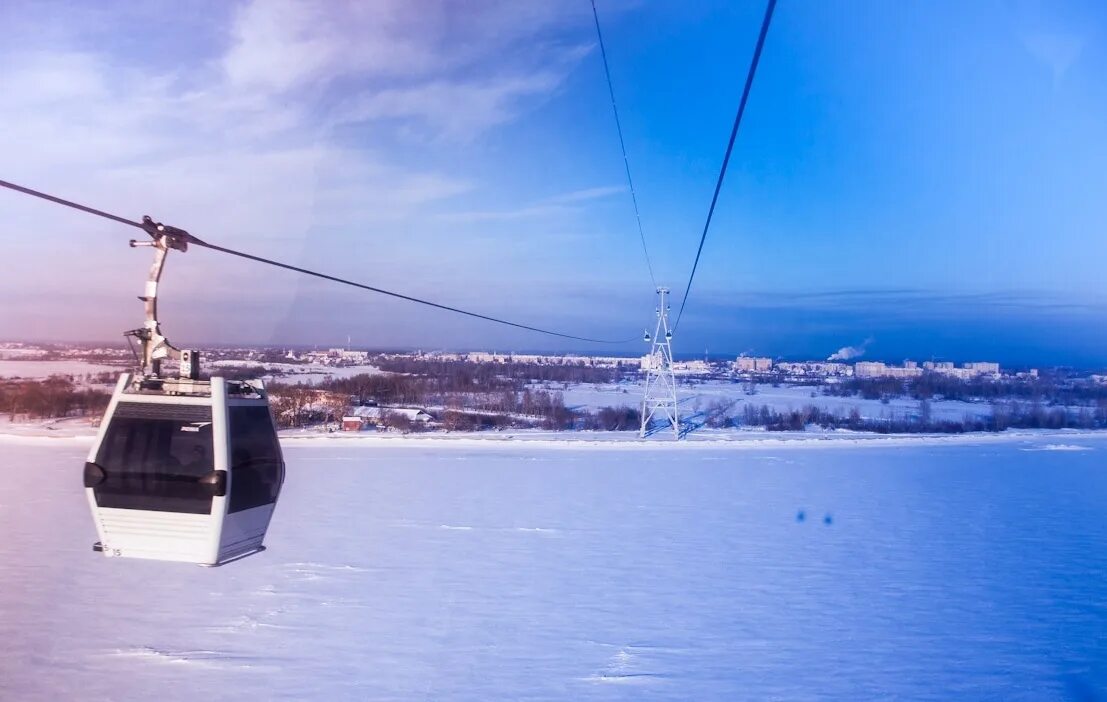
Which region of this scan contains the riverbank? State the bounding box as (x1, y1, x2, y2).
(2, 415, 1105, 451)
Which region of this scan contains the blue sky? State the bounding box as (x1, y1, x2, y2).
(1, 0, 1105, 366)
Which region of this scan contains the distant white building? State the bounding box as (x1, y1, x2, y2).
(639, 354, 708, 375)
(466, 352, 508, 364)
(426, 352, 464, 361)
(525, 354, 631, 368)
(854, 361, 922, 379)
(733, 356, 773, 372)
(923, 361, 954, 371)
(672, 359, 711, 375)
(921, 360, 1001, 379)
(963, 362, 1000, 375)
(461, 352, 632, 368)
(572, 355, 636, 368)
(854, 361, 885, 378)
(949, 368, 983, 380)
(334, 349, 370, 363)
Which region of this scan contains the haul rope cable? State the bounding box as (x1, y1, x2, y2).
(0, 178, 639, 345)
(590, 0, 658, 290)
(673, 0, 777, 333)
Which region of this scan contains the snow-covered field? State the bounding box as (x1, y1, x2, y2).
(0, 358, 383, 386)
(0, 359, 126, 380)
(208, 359, 385, 385)
(0, 357, 1064, 427)
(552, 379, 994, 422)
(2, 435, 1105, 700)
(0, 348, 51, 360)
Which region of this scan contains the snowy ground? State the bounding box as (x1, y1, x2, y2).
(0, 359, 126, 381)
(1, 436, 1106, 700)
(551, 379, 995, 422)
(0, 347, 50, 359)
(0, 357, 1096, 440)
(8, 411, 1107, 448)
(0, 358, 383, 386)
(0, 416, 102, 439)
(208, 360, 385, 385)
(0, 358, 1060, 426)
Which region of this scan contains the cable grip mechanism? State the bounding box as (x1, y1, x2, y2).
(123, 216, 201, 386)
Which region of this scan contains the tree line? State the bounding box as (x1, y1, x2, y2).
(268, 374, 642, 432)
(370, 357, 622, 385)
(707, 401, 1107, 433)
(824, 374, 1107, 405)
(0, 377, 110, 421)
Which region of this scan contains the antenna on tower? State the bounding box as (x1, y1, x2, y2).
(640, 287, 680, 438)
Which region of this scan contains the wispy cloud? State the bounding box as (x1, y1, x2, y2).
(222, 0, 592, 142)
(222, 1, 436, 92)
(332, 73, 565, 141)
(1020, 31, 1085, 83)
(680, 289, 1107, 322)
(545, 185, 627, 205)
(0, 0, 601, 342)
(436, 185, 625, 223)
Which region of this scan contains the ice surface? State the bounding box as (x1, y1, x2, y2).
(1021, 443, 1095, 452)
(1, 437, 1106, 700)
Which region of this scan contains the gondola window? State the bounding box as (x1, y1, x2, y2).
(93, 405, 216, 514)
(228, 405, 284, 513)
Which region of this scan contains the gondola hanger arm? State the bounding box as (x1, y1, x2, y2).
(125, 217, 202, 382)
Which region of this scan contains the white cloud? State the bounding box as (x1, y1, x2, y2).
(0, 0, 593, 220)
(546, 185, 627, 205)
(436, 185, 624, 223)
(222, 0, 438, 92)
(333, 73, 563, 141)
(1021, 31, 1084, 83)
(0, 0, 608, 343)
(221, 0, 592, 140)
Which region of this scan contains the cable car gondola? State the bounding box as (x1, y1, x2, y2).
(83, 220, 284, 566)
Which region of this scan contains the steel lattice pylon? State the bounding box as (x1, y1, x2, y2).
(640, 287, 680, 438)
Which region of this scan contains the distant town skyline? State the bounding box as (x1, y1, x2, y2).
(1, 1, 1105, 367)
(0, 337, 1092, 372)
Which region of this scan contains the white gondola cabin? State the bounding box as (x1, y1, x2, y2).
(85, 373, 284, 566)
(78, 217, 286, 565)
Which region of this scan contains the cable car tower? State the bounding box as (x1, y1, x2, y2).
(640, 287, 679, 438)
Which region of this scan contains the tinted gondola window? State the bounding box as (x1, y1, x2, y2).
(94, 404, 216, 514)
(228, 405, 284, 513)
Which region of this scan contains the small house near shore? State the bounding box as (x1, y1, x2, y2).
(341, 405, 433, 431)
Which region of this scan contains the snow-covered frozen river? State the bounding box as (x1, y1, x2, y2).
(1, 437, 1105, 700)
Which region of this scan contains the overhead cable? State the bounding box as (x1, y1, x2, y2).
(673, 0, 777, 332)
(0, 178, 638, 345)
(590, 0, 658, 290)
